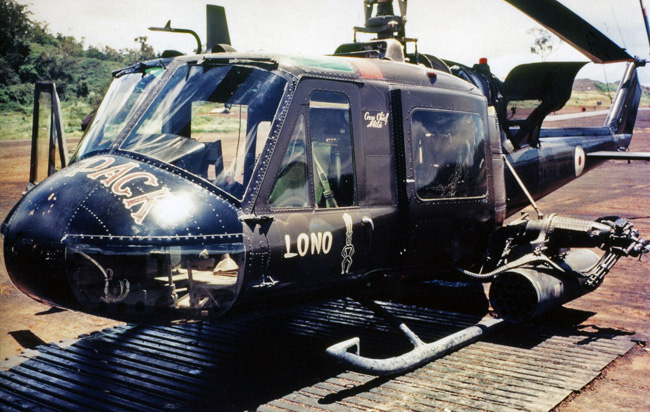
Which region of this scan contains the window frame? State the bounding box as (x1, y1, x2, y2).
(268, 110, 311, 209)
(409, 108, 489, 202)
(307, 90, 358, 209)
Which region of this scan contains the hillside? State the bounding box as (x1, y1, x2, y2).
(567, 78, 650, 109)
(0, 0, 156, 140)
(572, 78, 613, 93)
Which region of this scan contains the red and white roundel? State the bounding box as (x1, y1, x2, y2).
(574, 146, 585, 177)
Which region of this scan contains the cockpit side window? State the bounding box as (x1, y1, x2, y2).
(309, 91, 357, 208)
(269, 112, 309, 208)
(411, 110, 487, 200)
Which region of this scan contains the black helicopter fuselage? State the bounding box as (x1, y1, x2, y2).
(2, 50, 642, 323)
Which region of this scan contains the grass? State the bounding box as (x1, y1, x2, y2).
(0, 101, 93, 141)
(566, 91, 615, 108)
(191, 102, 247, 135)
(566, 90, 650, 109)
(0, 111, 32, 141)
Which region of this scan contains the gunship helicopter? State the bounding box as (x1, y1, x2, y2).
(2, 0, 649, 375)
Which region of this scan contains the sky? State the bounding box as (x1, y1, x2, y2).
(18, 0, 650, 85)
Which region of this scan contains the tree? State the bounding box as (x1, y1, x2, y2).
(528, 28, 556, 61)
(122, 36, 157, 63)
(135, 36, 156, 61)
(0, 0, 33, 85)
(0, 0, 159, 111)
(76, 78, 89, 98)
(0, 0, 32, 55)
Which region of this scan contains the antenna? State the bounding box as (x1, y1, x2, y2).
(641, 0, 650, 54)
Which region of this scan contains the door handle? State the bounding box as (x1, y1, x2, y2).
(361, 216, 374, 231)
(239, 214, 274, 224)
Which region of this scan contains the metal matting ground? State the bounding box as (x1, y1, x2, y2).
(0, 299, 634, 412)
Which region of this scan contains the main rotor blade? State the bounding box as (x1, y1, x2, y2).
(505, 0, 634, 63)
(206, 5, 231, 50)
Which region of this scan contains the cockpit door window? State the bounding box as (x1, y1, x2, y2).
(269, 112, 309, 208)
(308, 91, 357, 208)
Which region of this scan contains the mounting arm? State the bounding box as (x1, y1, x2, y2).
(149, 20, 202, 55)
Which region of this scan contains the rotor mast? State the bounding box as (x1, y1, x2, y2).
(355, 0, 409, 44)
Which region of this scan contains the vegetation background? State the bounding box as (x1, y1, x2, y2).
(0, 0, 157, 141)
(0, 0, 648, 143)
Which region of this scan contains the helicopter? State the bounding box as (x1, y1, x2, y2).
(2, 0, 649, 375)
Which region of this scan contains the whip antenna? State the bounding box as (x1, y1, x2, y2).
(641, 0, 650, 54)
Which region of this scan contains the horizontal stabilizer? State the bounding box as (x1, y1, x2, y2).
(504, 0, 634, 63)
(588, 151, 650, 161)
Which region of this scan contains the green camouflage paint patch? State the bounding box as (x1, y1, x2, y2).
(289, 56, 355, 73)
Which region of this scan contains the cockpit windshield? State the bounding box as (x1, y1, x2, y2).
(72, 63, 166, 159)
(72, 62, 288, 200)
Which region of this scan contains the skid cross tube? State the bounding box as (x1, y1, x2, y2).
(326, 301, 505, 376)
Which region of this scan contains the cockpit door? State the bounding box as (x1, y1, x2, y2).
(253, 79, 371, 288)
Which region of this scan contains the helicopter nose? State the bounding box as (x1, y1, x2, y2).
(2, 169, 83, 307)
(2, 154, 245, 321)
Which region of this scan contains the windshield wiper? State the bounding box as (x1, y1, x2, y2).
(113, 60, 167, 78)
(202, 57, 278, 71)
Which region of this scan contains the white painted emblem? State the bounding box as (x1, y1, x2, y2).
(283, 231, 333, 259)
(364, 111, 390, 129)
(341, 213, 355, 274)
(65, 156, 171, 225)
(574, 146, 585, 177)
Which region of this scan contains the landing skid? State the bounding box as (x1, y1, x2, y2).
(325, 299, 504, 376)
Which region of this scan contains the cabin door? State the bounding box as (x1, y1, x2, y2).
(397, 88, 492, 270)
